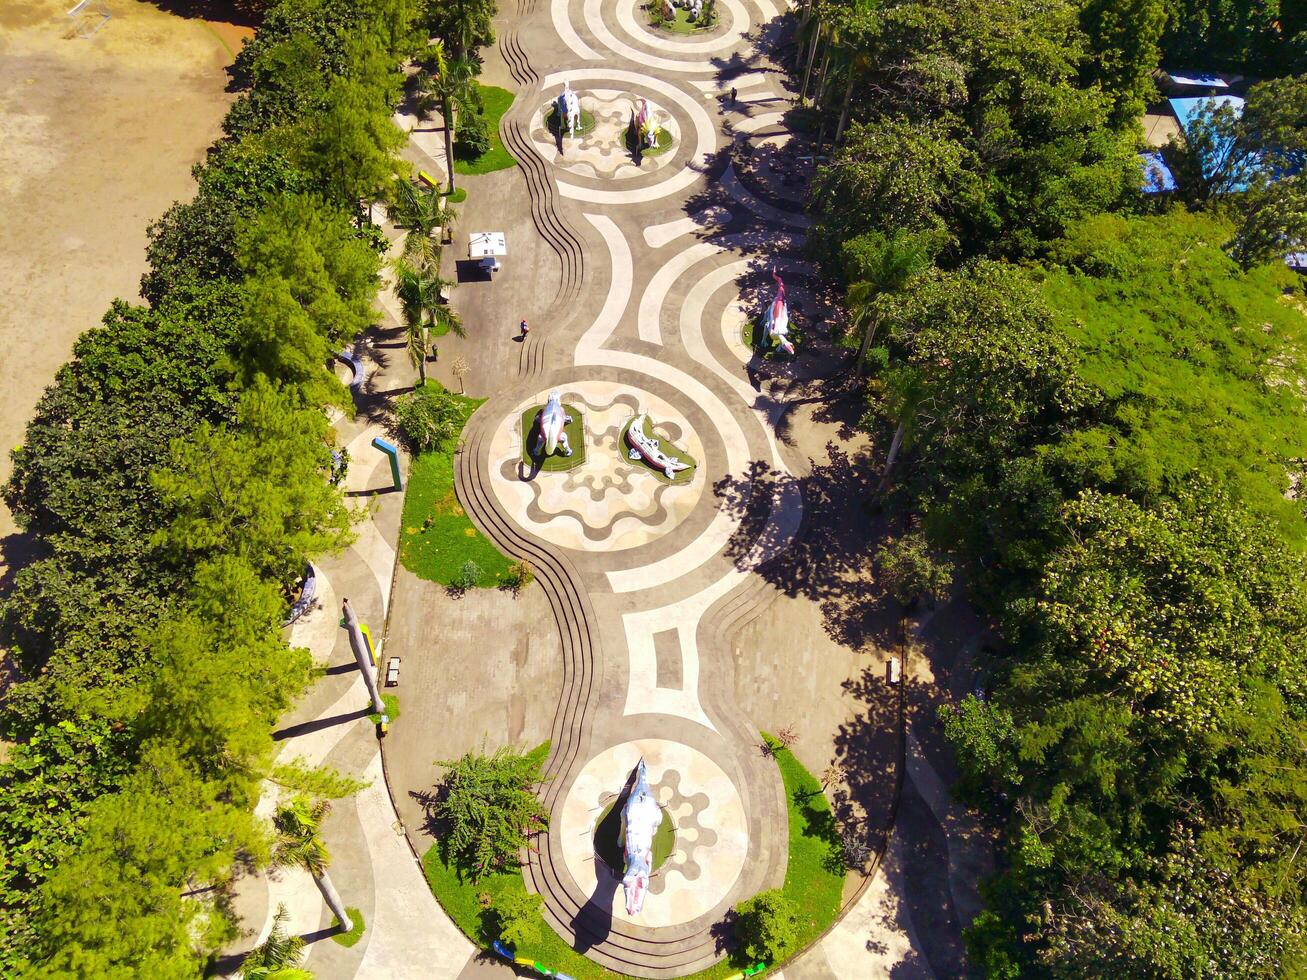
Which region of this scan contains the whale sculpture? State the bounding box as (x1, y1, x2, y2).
(764, 267, 795, 356)
(622, 759, 662, 917)
(626, 414, 690, 478)
(534, 392, 573, 457)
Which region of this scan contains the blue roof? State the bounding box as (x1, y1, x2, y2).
(1140, 151, 1177, 193)
(1169, 95, 1245, 131)
(1165, 71, 1229, 88)
(1170, 96, 1249, 189)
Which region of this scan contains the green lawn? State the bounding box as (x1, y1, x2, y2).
(421, 735, 842, 977)
(657, 6, 713, 33)
(454, 84, 516, 176)
(761, 733, 846, 950)
(398, 392, 513, 588)
(627, 125, 675, 157)
(331, 908, 366, 947)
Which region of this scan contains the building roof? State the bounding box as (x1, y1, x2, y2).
(1140, 151, 1177, 194)
(1163, 71, 1230, 89)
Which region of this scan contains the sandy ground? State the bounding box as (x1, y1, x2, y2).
(0, 0, 247, 564)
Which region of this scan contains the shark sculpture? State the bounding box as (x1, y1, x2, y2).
(557, 81, 582, 136)
(533, 391, 573, 457)
(764, 268, 795, 356)
(626, 413, 690, 478)
(621, 759, 662, 917)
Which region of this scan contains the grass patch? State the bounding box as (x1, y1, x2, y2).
(743, 318, 803, 360)
(593, 799, 676, 873)
(331, 907, 366, 947)
(367, 693, 400, 726)
(545, 105, 598, 138)
(626, 125, 675, 158)
(520, 405, 586, 472)
(454, 84, 515, 176)
(761, 733, 845, 953)
(399, 391, 513, 589)
(621, 415, 696, 484)
(441, 187, 468, 204)
(654, 5, 715, 33)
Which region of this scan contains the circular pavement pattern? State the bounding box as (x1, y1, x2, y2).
(557, 739, 748, 929)
(488, 380, 707, 552)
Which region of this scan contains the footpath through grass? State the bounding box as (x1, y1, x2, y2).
(454, 84, 516, 176)
(421, 737, 845, 977)
(398, 390, 512, 588)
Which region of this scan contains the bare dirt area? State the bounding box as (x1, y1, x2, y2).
(0, 0, 247, 559)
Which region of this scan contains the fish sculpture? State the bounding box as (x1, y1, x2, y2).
(626, 413, 690, 478)
(534, 391, 573, 457)
(764, 268, 795, 356)
(621, 759, 661, 917)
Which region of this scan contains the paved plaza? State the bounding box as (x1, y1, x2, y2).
(223, 1, 990, 977)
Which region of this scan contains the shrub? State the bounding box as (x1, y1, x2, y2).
(878, 531, 953, 607)
(435, 746, 549, 879)
(453, 560, 483, 590)
(492, 888, 544, 948)
(394, 384, 463, 453)
(503, 560, 535, 593)
(734, 889, 801, 964)
(454, 110, 492, 160)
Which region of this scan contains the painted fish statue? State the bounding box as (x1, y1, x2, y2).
(622, 758, 661, 916)
(764, 268, 795, 356)
(626, 414, 689, 478)
(534, 391, 573, 457)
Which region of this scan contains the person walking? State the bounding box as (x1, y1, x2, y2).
(729, 86, 737, 106)
(520, 319, 530, 340)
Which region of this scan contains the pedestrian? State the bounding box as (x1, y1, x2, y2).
(520, 319, 530, 339)
(729, 86, 737, 106)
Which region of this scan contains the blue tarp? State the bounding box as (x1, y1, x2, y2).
(1140, 151, 1177, 193)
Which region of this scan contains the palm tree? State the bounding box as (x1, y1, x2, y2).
(389, 179, 456, 271)
(272, 797, 351, 934)
(393, 260, 462, 386)
(241, 904, 312, 980)
(847, 230, 934, 374)
(419, 41, 475, 194)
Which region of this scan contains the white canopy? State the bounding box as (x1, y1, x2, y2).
(468, 231, 507, 258)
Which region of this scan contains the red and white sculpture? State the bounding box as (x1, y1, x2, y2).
(626, 413, 690, 478)
(622, 759, 661, 917)
(763, 267, 795, 355)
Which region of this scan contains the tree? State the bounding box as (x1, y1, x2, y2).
(273, 797, 352, 932)
(393, 258, 446, 385)
(426, 0, 497, 63)
(734, 889, 801, 963)
(811, 116, 964, 249)
(435, 746, 549, 879)
(419, 42, 476, 193)
(1228, 174, 1307, 270)
(492, 888, 544, 948)
(878, 531, 953, 607)
(841, 228, 936, 373)
(241, 904, 312, 980)
(393, 383, 465, 452)
(389, 178, 455, 270)
(153, 380, 356, 587)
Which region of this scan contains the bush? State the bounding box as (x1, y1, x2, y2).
(492, 888, 543, 948)
(435, 746, 549, 880)
(453, 560, 483, 591)
(503, 560, 535, 593)
(394, 384, 464, 453)
(734, 889, 801, 964)
(454, 110, 492, 160)
(879, 531, 953, 607)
